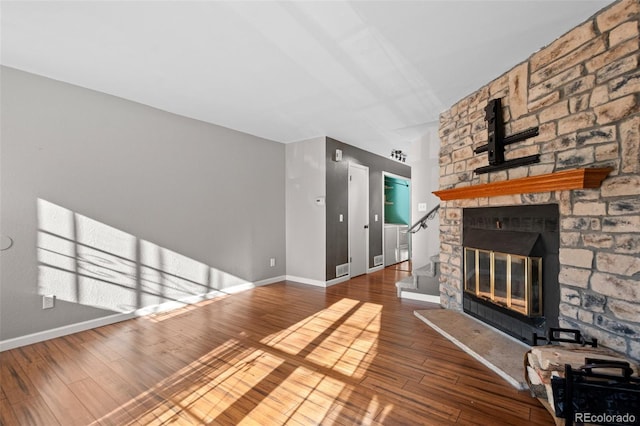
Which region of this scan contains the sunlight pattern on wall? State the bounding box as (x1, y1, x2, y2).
(37, 199, 249, 314)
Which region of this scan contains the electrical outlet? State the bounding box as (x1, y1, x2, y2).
(270, 258, 276, 267)
(42, 295, 55, 309)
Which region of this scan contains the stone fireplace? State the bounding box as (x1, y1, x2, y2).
(435, 0, 640, 363)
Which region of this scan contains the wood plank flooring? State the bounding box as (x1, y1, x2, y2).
(0, 264, 554, 425)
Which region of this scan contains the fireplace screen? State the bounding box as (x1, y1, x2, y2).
(464, 247, 542, 316)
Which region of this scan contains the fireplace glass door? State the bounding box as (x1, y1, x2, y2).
(464, 247, 543, 317)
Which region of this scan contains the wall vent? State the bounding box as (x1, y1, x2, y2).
(336, 263, 350, 277)
(374, 255, 384, 266)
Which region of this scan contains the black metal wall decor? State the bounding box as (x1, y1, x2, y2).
(474, 98, 540, 174)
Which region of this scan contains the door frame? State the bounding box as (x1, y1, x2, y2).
(382, 171, 412, 267)
(348, 162, 369, 278)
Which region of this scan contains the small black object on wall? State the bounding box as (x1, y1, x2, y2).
(474, 98, 541, 174)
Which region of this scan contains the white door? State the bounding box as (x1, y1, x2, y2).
(349, 163, 369, 277)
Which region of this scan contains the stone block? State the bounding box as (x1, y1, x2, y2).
(561, 287, 581, 305)
(557, 146, 594, 167)
(528, 91, 561, 112)
(576, 126, 616, 145)
(573, 201, 606, 216)
(508, 144, 539, 159)
(569, 93, 590, 113)
(539, 100, 569, 123)
(529, 66, 583, 101)
(559, 248, 594, 268)
(589, 85, 610, 108)
(608, 299, 640, 323)
(562, 216, 590, 231)
(596, 315, 640, 339)
(489, 74, 509, 97)
(596, 0, 640, 33)
(590, 218, 601, 231)
(578, 309, 594, 324)
(609, 198, 640, 215)
(560, 303, 579, 319)
(595, 143, 619, 161)
(507, 167, 528, 180)
(445, 209, 461, 220)
(582, 233, 614, 248)
(615, 235, 640, 254)
(521, 192, 552, 204)
(528, 163, 555, 176)
(586, 37, 639, 73)
(452, 146, 473, 163)
(574, 189, 601, 202)
(488, 195, 521, 206)
(542, 134, 577, 152)
(530, 21, 597, 72)
(561, 231, 581, 246)
(456, 198, 480, 209)
(563, 74, 595, 97)
(453, 162, 466, 173)
(610, 20, 640, 46)
(602, 215, 640, 233)
(591, 272, 639, 299)
(596, 251, 640, 275)
(531, 35, 606, 85)
(600, 57, 639, 87)
(630, 340, 640, 360)
(508, 63, 528, 120)
(581, 292, 606, 312)
(576, 323, 629, 354)
(535, 122, 558, 142)
(510, 115, 538, 133)
(601, 175, 640, 197)
(558, 112, 596, 135)
(620, 116, 640, 173)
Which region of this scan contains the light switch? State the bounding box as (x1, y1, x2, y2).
(339, 214, 343, 222)
(374, 214, 378, 222)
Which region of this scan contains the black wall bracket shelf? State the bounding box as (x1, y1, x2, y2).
(474, 98, 540, 175)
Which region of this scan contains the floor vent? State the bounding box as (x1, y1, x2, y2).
(374, 255, 384, 266)
(336, 263, 350, 277)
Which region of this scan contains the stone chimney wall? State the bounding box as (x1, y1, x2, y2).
(437, 0, 639, 361)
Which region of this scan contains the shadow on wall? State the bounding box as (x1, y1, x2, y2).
(37, 199, 250, 314)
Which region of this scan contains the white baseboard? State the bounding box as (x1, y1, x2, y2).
(285, 274, 351, 288)
(324, 275, 350, 287)
(0, 313, 135, 352)
(0, 275, 285, 352)
(400, 291, 441, 304)
(285, 275, 327, 287)
(367, 265, 384, 273)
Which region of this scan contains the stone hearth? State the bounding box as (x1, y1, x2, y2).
(435, 0, 640, 362)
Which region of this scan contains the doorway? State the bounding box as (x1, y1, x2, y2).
(382, 173, 411, 267)
(349, 163, 369, 277)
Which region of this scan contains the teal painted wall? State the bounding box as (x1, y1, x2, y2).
(384, 176, 410, 225)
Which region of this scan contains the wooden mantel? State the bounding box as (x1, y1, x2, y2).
(433, 168, 613, 201)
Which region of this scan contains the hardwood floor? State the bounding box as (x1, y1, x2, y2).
(0, 265, 554, 425)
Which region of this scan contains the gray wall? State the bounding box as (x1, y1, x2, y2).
(285, 137, 326, 282)
(0, 67, 286, 341)
(408, 128, 441, 268)
(325, 137, 411, 280)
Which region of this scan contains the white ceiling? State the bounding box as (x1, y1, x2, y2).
(1, 1, 612, 157)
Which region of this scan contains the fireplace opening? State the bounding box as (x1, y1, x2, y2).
(462, 205, 559, 344)
(464, 229, 544, 317)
